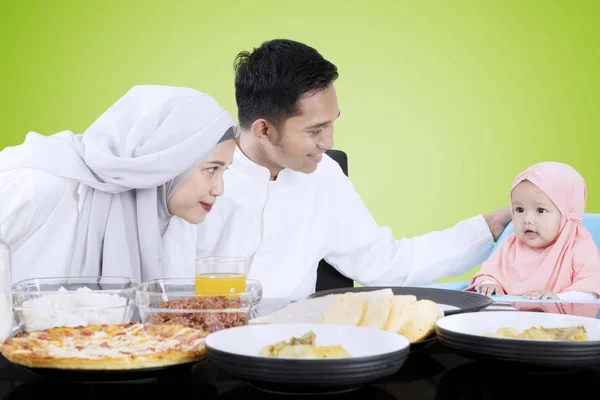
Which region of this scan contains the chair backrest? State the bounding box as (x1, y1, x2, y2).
(325, 149, 348, 176)
(315, 149, 355, 292)
(491, 213, 600, 255)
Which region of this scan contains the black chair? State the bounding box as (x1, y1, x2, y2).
(315, 149, 355, 292)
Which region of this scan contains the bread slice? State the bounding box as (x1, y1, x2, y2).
(359, 295, 394, 330)
(396, 300, 440, 342)
(322, 293, 368, 326)
(393, 294, 417, 303)
(248, 289, 443, 343)
(384, 297, 415, 333)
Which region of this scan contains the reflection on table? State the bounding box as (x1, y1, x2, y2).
(2, 341, 599, 400)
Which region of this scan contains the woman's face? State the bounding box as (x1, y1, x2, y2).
(167, 139, 236, 224)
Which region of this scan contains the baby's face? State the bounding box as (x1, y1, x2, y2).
(511, 180, 562, 248)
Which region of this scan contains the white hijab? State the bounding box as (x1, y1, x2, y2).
(0, 85, 234, 282)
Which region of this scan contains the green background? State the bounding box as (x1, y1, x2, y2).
(2, 0, 598, 282)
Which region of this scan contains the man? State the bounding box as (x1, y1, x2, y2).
(163, 39, 511, 298)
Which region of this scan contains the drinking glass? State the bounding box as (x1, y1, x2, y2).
(194, 256, 248, 296)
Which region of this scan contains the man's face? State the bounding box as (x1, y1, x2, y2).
(265, 84, 340, 174)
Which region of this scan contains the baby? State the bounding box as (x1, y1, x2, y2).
(467, 162, 600, 300)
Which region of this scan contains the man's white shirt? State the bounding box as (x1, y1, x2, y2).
(162, 147, 494, 298)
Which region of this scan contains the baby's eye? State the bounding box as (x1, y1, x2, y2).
(537, 208, 546, 213)
(515, 207, 524, 213)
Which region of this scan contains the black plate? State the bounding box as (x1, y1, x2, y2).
(436, 337, 598, 374)
(436, 332, 600, 370)
(308, 286, 492, 316)
(435, 311, 600, 370)
(14, 361, 197, 383)
(206, 346, 409, 390)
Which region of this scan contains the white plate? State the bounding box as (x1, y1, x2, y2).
(435, 311, 600, 368)
(205, 323, 410, 390)
(206, 323, 410, 359)
(436, 311, 600, 340)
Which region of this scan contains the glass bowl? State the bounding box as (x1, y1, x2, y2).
(136, 278, 262, 333)
(11, 276, 137, 332)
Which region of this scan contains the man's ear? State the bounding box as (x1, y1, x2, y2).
(251, 118, 278, 144)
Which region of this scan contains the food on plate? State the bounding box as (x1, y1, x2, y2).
(0, 322, 208, 370)
(359, 295, 394, 329)
(384, 295, 415, 333)
(249, 289, 443, 343)
(144, 296, 247, 332)
(250, 290, 413, 326)
(15, 287, 129, 332)
(486, 325, 589, 341)
(249, 295, 337, 325)
(323, 292, 368, 326)
(384, 298, 440, 342)
(323, 292, 440, 342)
(258, 331, 351, 359)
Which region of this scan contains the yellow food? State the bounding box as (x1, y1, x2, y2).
(258, 331, 351, 359)
(323, 293, 367, 326)
(395, 300, 439, 342)
(384, 297, 415, 333)
(314, 345, 351, 358)
(323, 292, 442, 343)
(486, 325, 589, 341)
(360, 295, 394, 329)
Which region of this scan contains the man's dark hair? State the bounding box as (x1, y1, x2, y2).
(234, 39, 339, 130)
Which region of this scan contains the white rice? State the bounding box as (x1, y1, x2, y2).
(19, 286, 129, 331)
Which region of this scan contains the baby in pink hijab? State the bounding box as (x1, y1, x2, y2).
(467, 162, 600, 300)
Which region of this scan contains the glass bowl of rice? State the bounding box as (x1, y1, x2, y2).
(11, 276, 137, 332)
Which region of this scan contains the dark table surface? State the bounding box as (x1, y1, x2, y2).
(1, 300, 599, 400)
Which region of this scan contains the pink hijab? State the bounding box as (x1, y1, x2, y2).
(467, 162, 600, 296)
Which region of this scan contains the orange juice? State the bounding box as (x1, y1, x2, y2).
(194, 273, 247, 297)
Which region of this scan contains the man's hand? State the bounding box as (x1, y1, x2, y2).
(476, 283, 505, 297)
(523, 290, 558, 300)
(483, 206, 512, 242)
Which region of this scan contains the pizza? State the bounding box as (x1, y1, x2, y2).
(0, 322, 208, 370)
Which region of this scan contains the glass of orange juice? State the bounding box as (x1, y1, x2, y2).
(195, 256, 248, 297)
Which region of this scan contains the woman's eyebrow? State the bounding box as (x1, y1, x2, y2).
(205, 160, 226, 166)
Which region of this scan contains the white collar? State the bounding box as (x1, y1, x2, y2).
(232, 145, 299, 183)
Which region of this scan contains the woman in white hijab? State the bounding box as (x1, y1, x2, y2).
(0, 85, 236, 283)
